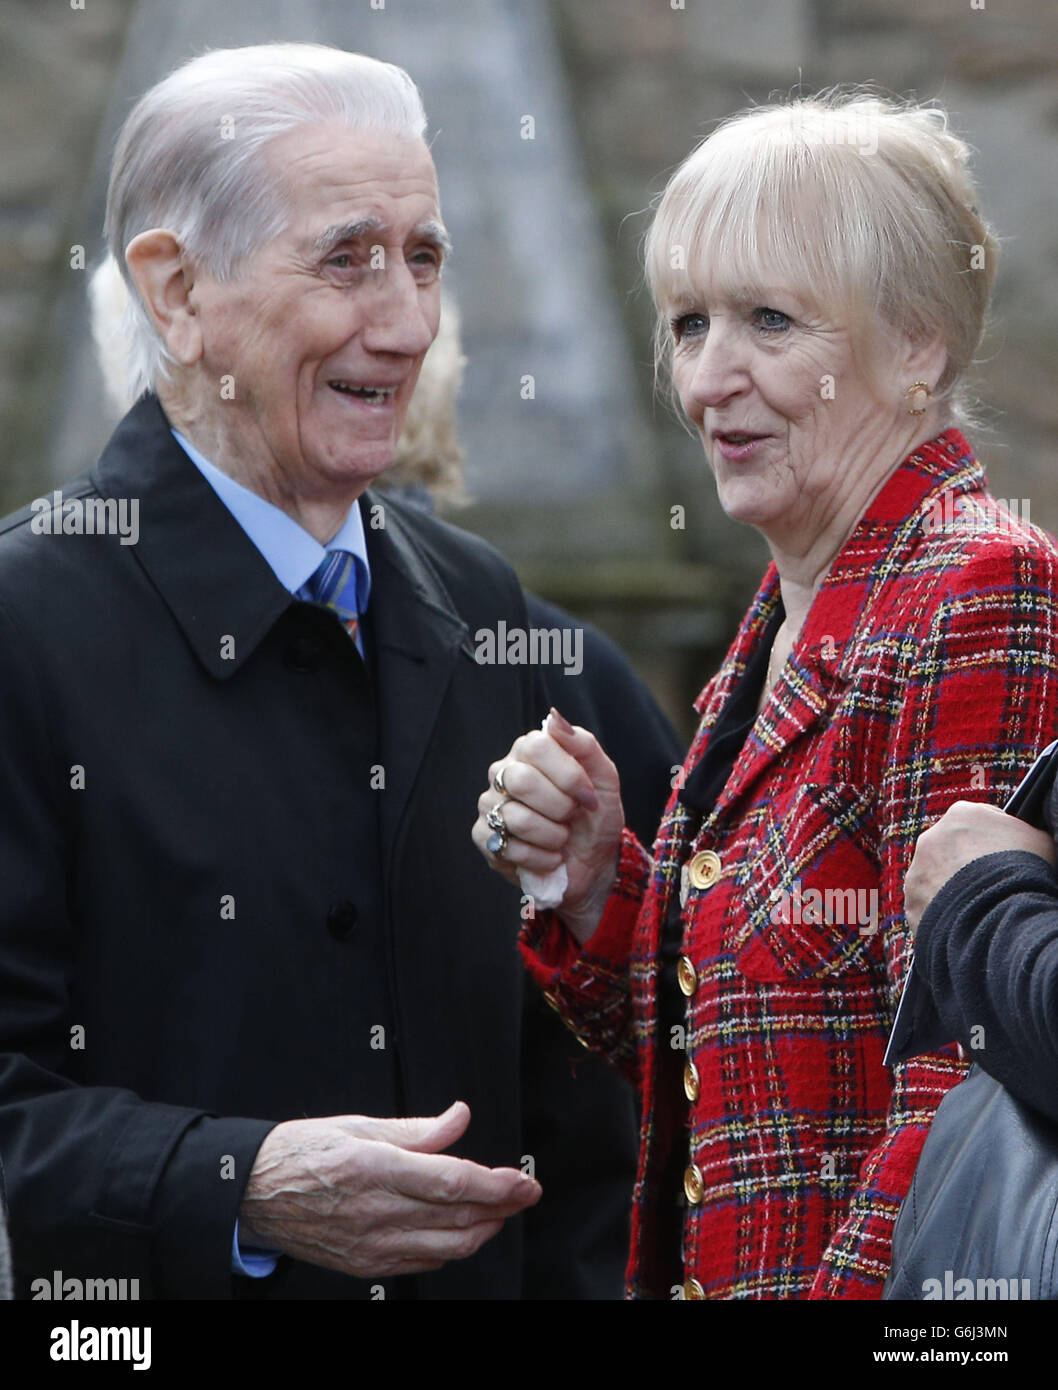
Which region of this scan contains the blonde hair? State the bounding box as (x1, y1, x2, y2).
(644, 89, 1000, 428)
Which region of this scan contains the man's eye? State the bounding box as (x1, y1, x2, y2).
(410, 250, 441, 274)
(755, 307, 791, 332)
(671, 313, 707, 342)
(327, 254, 354, 269)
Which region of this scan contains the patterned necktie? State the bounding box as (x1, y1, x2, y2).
(307, 550, 365, 659)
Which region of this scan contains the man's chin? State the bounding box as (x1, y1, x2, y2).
(317, 440, 398, 491)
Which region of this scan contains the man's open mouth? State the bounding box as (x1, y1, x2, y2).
(328, 382, 397, 404)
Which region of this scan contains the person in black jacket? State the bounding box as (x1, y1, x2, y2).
(0, 41, 639, 1300)
(904, 792, 1058, 1118)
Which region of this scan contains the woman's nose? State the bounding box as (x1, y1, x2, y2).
(680, 327, 749, 416)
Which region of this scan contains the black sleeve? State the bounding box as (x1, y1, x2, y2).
(915, 848, 1058, 1121)
(0, 600, 275, 1298)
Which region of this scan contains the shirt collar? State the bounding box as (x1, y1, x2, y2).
(171, 428, 371, 611)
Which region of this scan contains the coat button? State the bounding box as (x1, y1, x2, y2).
(326, 901, 358, 940)
(683, 1058, 700, 1102)
(683, 1278, 706, 1300)
(284, 634, 324, 672)
(677, 954, 697, 997)
(684, 1163, 705, 1205)
(687, 850, 722, 890)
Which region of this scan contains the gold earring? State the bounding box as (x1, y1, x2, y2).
(905, 381, 931, 416)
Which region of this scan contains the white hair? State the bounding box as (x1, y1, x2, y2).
(104, 43, 427, 401)
(645, 89, 1000, 430)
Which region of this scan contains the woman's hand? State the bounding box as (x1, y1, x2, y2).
(904, 800, 1057, 935)
(472, 708, 625, 945)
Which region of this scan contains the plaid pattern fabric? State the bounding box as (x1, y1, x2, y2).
(522, 429, 1058, 1299)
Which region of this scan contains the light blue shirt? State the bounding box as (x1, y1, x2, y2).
(171, 428, 373, 1278)
(172, 429, 371, 614)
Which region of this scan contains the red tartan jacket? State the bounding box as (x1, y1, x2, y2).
(521, 429, 1058, 1299)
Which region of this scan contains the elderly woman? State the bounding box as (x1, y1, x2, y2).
(473, 91, 1058, 1300)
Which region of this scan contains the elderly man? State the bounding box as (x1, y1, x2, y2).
(0, 42, 635, 1300)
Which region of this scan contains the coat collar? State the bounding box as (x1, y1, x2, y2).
(91, 392, 473, 675)
(697, 428, 987, 821)
(91, 393, 475, 855)
(92, 394, 294, 680)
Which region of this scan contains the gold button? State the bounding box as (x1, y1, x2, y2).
(677, 954, 697, 997)
(684, 1163, 704, 1205)
(683, 1278, 706, 1300)
(683, 1058, 700, 1102)
(688, 849, 722, 890)
(542, 991, 561, 1012)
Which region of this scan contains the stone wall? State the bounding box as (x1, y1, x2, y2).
(0, 0, 136, 509)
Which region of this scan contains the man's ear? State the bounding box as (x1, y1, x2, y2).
(124, 229, 202, 367)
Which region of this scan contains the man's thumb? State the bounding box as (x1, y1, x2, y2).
(377, 1100, 471, 1153)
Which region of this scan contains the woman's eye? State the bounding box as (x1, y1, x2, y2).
(671, 313, 707, 342)
(755, 307, 791, 332)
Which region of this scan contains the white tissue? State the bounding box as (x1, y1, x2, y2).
(516, 714, 570, 911)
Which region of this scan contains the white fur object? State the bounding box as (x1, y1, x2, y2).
(516, 715, 570, 911)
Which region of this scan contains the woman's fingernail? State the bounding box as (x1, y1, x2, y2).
(549, 707, 575, 734)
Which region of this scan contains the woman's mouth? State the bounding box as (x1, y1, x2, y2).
(712, 431, 769, 462)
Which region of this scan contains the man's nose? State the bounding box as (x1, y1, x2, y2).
(360, 260, 436, 357)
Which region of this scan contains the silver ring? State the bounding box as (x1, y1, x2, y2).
(485, 801, 509, 858)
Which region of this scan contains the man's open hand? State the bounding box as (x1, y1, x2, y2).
(238, 1101, 541, 1278)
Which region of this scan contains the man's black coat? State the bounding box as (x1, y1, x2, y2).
(0, 395, 636, 1299)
